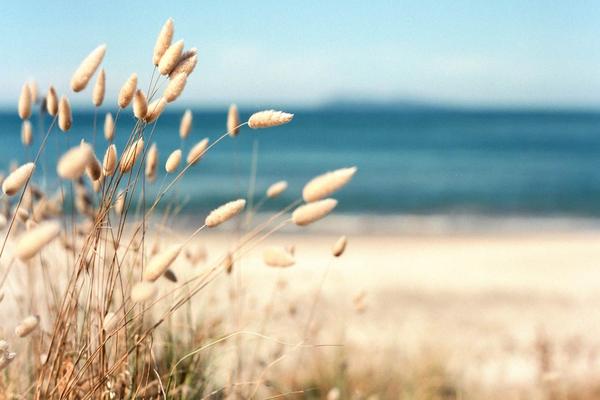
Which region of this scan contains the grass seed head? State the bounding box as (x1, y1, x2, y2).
(103, 144, 117, 176)
(165, 149, 182, 173)
(57, 143, 94, 180)
(15, 315, 40, 337)
(158, 39, 184, 75)
(58, 95, 72, 132)
(118, 73, 138, 108)
(205, 199, 246, 228)
(266, 180, 288, 199)
(70, 44, 107, 92)
(179, 109, 192, 139)
(263, 246, 295, 267)
(16, 221, 60, 260)
(143, 244, 182, 282)
(92, 68, 106, 106)
(292, 198, 338, 226)
(133, 89, 148, 119)
(248, 110, 293, 129)
(227, 104, 240, 137)
(18, 83, 32, 120)
(46, 86, 58, 116)
(145, 98, 167, 123)
(186, 138, 209, 165)
(119, 138, 144, 173)
(153, 18, 174, 66)
(21, 120, 33, 147)
(302, 166, 357, 202)
(332, 235, 347, 257)
(2, 162, 35, 196)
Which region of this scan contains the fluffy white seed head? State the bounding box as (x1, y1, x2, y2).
(227, 104, 240, 137)
(118, 73, 138, 108)
(16, 221, 60, 260)
(153, 18, 174, 66)
(103, 312, 118, 332)
(163, 73, 187, 102)
(131, 281, 157, 303)
(133, 89, 148, 119)
(103, 144, 117, 176)
(15, 315, 40, 337)
(114, 191, 126, 215)
(2, 163, 35, 196)
(292, 199, 338, 226)
(119, 138, 144, 173)
(27, 80, 38, 104)
(332, 235, 347, 257)
(18, 83, 32, 120)
(58, 96, 72, 132)
(70, 44, 107, 92)
(46, 86, 58, 116)
(186, 138, 209, 165)
(145, 98, 167, 123)
(263, 246, 295, 268)
(169, 48, 198, 77)
(179, 109, 192, 139)
(57, 143, 94, 180)
(104, 112, 114, 141)
(266, 180, 288, 199)
(21, 120, 33, 147)
(158, 40, 184, 75)
(143, 244, 182, 282)
(165, 149, 182, 173)
(302, 167, 357, 202)
(86, 156, 102, 181)
(145, 143, 158, 181)
(205, 199, 246, 228)
(248, 110, 293, 129)
(92, 68, 106, 106)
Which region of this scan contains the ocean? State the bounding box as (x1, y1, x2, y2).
(1, 107, 600, 222)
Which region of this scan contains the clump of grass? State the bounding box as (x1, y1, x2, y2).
(0, 17, 357, 399)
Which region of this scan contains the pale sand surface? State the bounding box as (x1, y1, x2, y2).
(191, 228, 600, 388)
(3, 225, 600, 391)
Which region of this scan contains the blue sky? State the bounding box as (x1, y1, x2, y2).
(1, 1, 600, 108)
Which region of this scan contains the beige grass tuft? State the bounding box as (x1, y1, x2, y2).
(332, 235, 347, 257)
(103, 144, 117, 176)
(21, 120, 33, 147)
(292, 198, 338, 226)
(153, 18, 174, 66)
(158, 40, 184, 75)
(163, 73, 187, 102)
(145, 98, 167, 123)
(143, 244, 182, 282)
(165, 149, 182, 173)
(302, 166, 357, 202)
(133, 89, 148, 119)
(58, 96, 72, 132)
(57, 143, 94, 180)
(263, 246, 295, 267)
(104, 112, 115, 141)
(227, 104, 240, 137)
(46, 86, 58, 116)
(266, 180, 288, 199)
(27, 80, 38, 104)
(2, 163, 35, 196)
(18, 83, 32, 120)
(205, 199, 246, 227)
(15, 315, 40, 337)
(186, 138, 209, 165)
(248, 110, 293, 129)
(179, 109, 192, 140)
(118, 73, 138, 108)
(15, 221, 60, 260)
(70, 44, 107, 92)
(86, 156, 102, 181)
(119, 138, 144, 173)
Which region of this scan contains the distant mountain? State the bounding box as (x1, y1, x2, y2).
(319, 97, 454, 112)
